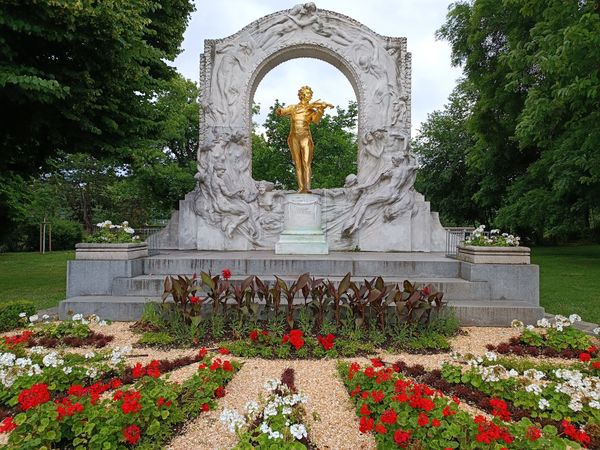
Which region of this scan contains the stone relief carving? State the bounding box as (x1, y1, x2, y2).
(151, 3, 447, 252)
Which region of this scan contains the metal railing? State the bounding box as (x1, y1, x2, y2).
(445, 227, 475, 258)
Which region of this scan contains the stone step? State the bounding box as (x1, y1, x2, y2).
(58, 296, 542, 326)
(111, 274, 490, 301)
(142, 250, 460, 278)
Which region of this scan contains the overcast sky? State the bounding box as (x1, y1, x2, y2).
(173, 0, 463, 137)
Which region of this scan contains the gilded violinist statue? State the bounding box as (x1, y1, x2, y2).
(276, 86, 334, 193)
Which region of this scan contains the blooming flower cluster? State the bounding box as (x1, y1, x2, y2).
(317, 333, 335, 351)
(281, 329, 305, 350)
(85, 220, 141, 243)
(221, 373, 310, 447)
(465, 225, 521, 247)
(1, 350, 240, 448)
(341, 360, 585, 449)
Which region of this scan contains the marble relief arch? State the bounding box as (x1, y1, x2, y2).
(152, 3, 446, 252)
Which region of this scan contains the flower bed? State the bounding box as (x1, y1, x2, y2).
(0, 350, 240, 449)
(488, 316, 598, 359)
(221, 368, 313, 449)
(338, 360, 588, 449)
(137, 273, 456, 355)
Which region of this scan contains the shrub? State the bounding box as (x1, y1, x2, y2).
(138, 332, 175, 346)
(50, 219, 83, 250)
(0, 301, 36, 332)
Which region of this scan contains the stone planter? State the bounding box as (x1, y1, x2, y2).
(75, 243, 148, 260)
(457, 244, 530, 264)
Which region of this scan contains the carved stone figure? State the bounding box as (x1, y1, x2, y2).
(359, 129, 387, 184)
(342, 155, 417, 236)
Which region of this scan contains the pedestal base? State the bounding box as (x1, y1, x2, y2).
(275, 194, 329, 255)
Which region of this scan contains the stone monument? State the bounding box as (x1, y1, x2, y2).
(60, 3, 544, 327)
(149, 2, 446, 252)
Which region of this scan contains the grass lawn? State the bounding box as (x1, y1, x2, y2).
(0, 250, 73, 311)
(532, 244, 600, 325)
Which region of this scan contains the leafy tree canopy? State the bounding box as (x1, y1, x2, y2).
(435, 0, 600, 242)
(0, 0, 195, 173)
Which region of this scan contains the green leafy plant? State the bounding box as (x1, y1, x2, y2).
(0, 301, 36, 332)
(84, 220, 141, 243)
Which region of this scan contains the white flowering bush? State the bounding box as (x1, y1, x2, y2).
(84, 220, 141, 243)
(221, 372, 310, 449)
(464, 225, 521, 247)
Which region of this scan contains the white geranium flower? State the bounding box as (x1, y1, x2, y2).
(526, 324, 535, 331)
(485, 351, 498, 361)
(569, 314, 582, 323)
(72, 313, 83, 322)
(569, 399, 583, 412)
(220, 409, 246, 433)
(62, 366, 73, 375)
(84, 351, 95, 359)
(537, 318, 550, 328)
(264, 379, 281, 392)
(538, 398, 550, 410)
(86, 367, 98, 378)
(42, 314, 50, 321)
(511, 319, 524, 328)
(124, 227, 135, 234)
(42, 352, 63, 368)
(290, 423, 307, 440)
(29, 314, 39, 323)
(245, 400, 259, 415)
(525, 383, 542, 395)
(594, 327, 600, 335)
(18, 312, 26, 318)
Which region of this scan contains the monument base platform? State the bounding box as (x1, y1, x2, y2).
(275, 193, 329, 255)
(59, 250, 544, 326)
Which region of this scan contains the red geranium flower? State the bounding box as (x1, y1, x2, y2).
(375, 423, 387, 434)
(371, 358, 384, 368)
(394, 428, 412, 447)
(0, 417, 16, 433)
(380, 409, 397, 425)
(288, 329, 304, 350)
(249, 330, 258, 341)
(222, 360, 233, 371)
(417, 413, 429, 427)
(593, 361, 600, 369)
(201, 403, 210, 412)
(588, 346, 598, 354)
(198, 347, 208, 358)
(221, 268, 231, 279)
(121, 391, 142, 415)
(360, 403, 371, 415)
(189, 295, 200, 304)
(432, 418, 441, 427)
(215, 386, 226, 398)
(18, 383, 50, 411)
(132, 363, 146, 379)
(579, 352, 591, 362)
(359, 416, 374, 433)
(526, 426, 541, 441)
(317, 333, 335, 351)
(218, 347, 230, 355)
(123, 425, 141, 445)
(146, 360, 161, 378)
(371, 390, 385, 403)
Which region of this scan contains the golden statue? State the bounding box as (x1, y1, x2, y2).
(276, 86, 333, 193)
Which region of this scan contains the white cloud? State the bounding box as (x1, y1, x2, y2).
(173, 0, 462, 137)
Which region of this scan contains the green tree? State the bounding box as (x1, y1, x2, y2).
(438, 0, 600, 242)
(252, 101, 358, 190)
(0, 1, 195, 243)
(412, 81, 486, 226)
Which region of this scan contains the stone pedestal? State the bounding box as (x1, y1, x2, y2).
(275, 194, 329, 255)
(75, 243, 148, 260)
(457, 245, 531, 264)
